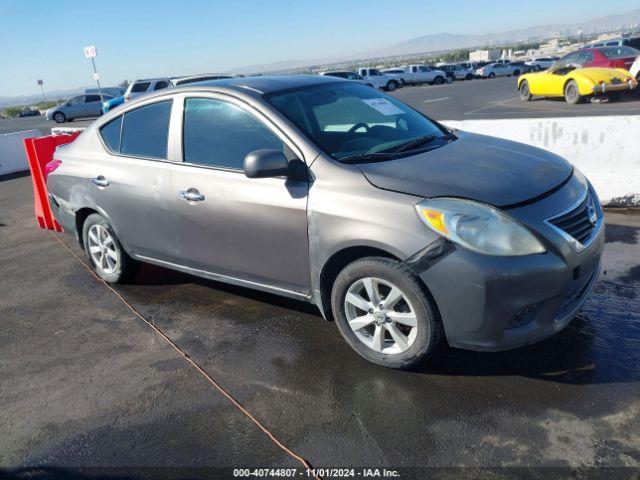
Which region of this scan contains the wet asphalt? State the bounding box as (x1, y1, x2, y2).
(1, 173, 640, 478)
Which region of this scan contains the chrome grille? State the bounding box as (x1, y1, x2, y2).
(547, 190, 599, 248)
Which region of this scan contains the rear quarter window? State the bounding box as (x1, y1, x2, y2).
(99, 116, 123, 153)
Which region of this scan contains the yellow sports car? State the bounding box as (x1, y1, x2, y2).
(517, 66, 637, 104)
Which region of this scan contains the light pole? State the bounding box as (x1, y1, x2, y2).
(83, 45, 105, 106)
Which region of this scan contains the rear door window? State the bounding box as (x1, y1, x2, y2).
(154, 81, 169, 91)
(85, 95, 101, 103)
(120, 100, 173, 159)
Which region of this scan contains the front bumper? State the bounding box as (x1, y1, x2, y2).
(415, 177, 605, 351)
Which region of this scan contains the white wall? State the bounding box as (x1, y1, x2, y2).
(443, 116, 640, 207)
(0, 130, 42, 175)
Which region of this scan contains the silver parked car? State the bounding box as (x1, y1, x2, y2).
(475, 62, 522, 78)
(46, 94, 114, 123)
(47, 75, 604, 369)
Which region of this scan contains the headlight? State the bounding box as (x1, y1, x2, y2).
(415, 198, 546, 256)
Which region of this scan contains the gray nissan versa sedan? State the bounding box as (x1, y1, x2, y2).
(47, 75, 604, 369)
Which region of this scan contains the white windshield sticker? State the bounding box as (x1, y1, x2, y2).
(361, 98, 404, 116)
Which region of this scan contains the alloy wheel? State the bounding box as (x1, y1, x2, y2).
(344, 277, 418, 355)
(87, 224, 119, 275)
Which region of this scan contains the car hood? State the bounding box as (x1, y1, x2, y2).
(46, 105, 63, 115)
(357, 131, 573, 208)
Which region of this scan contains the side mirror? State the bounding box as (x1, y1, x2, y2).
(244, 149, 291, 179)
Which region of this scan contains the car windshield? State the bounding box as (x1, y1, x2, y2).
(266, 82, 451, 162)
(600, 46, 640, 58)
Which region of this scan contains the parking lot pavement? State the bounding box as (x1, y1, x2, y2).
(1, 174, 640, 476)
(2, 78, 639, 137)
(0, 175, 297, 475)
(0, 116, 95, 135)
(390, 77, 640, 120)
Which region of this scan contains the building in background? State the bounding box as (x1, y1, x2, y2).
(469, 49, 501, 62)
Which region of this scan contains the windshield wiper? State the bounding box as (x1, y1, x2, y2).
(339, 152, 396, 163)
(391, 134, 449, 154)
(339, 132, 456, 164)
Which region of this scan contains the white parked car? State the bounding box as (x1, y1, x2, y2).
(438, 64, 475, 81)
(525, 57, 558, 71)
(629, 55, 640, 80)
(382, 65, 448, 85)
(124, 78, 171, 102)
(320, 71, 367, 85)
(475, 62, 522, 78)
(357, 68, 400, 91)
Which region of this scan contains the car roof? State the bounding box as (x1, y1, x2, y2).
(182, 74, 346, 95)
(132, 78, 170, 83)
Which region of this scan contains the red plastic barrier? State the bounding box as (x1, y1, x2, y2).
(23, 133, 80, 231)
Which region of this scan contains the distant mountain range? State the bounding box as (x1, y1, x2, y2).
(234, 9, 640, 73)
(364, 9, 640, 58)
(0, 86, 90, 108)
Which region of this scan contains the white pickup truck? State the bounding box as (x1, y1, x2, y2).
(382, 65, 448, 86)
(357, 68, 401, 91)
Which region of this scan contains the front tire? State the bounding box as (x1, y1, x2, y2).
(519, 80, 532, 101)
(564, 80, 582, 104)
(53, 112, 66, 123)
(385, 80, 397, 92)
(82, 213, 137, 283)
(331, 257, 443, 369)
(488, 72, 496, 79)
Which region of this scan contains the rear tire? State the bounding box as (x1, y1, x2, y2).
(564, 80, 582, 104)
(433, 76, 444, 85)
(331, 257, 443, 369)
(385, 80, 397, 92)
(519, 80, 532, 101)
(82, 213, 137, 283)
(465, 73, 473, 80)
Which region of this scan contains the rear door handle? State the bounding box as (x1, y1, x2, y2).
(91, 176, 110, 187)
(179, 188, 205, 203)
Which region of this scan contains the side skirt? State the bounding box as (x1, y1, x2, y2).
(134, 254, 314, 303)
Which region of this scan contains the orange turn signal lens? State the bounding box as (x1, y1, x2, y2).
(421, 209, 448, 234)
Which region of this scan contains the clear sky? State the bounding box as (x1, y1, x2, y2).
(0, 0, 636, 97)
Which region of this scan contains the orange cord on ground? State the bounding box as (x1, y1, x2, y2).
(53, 233, 320, 479)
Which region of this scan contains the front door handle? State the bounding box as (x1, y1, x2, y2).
(179, 188, 205, 203)
(91, 176, 110, 188)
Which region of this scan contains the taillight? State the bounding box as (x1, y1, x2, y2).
(45, 159, 62, 178)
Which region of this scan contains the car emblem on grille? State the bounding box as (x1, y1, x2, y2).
(586, 203, 597, 225)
